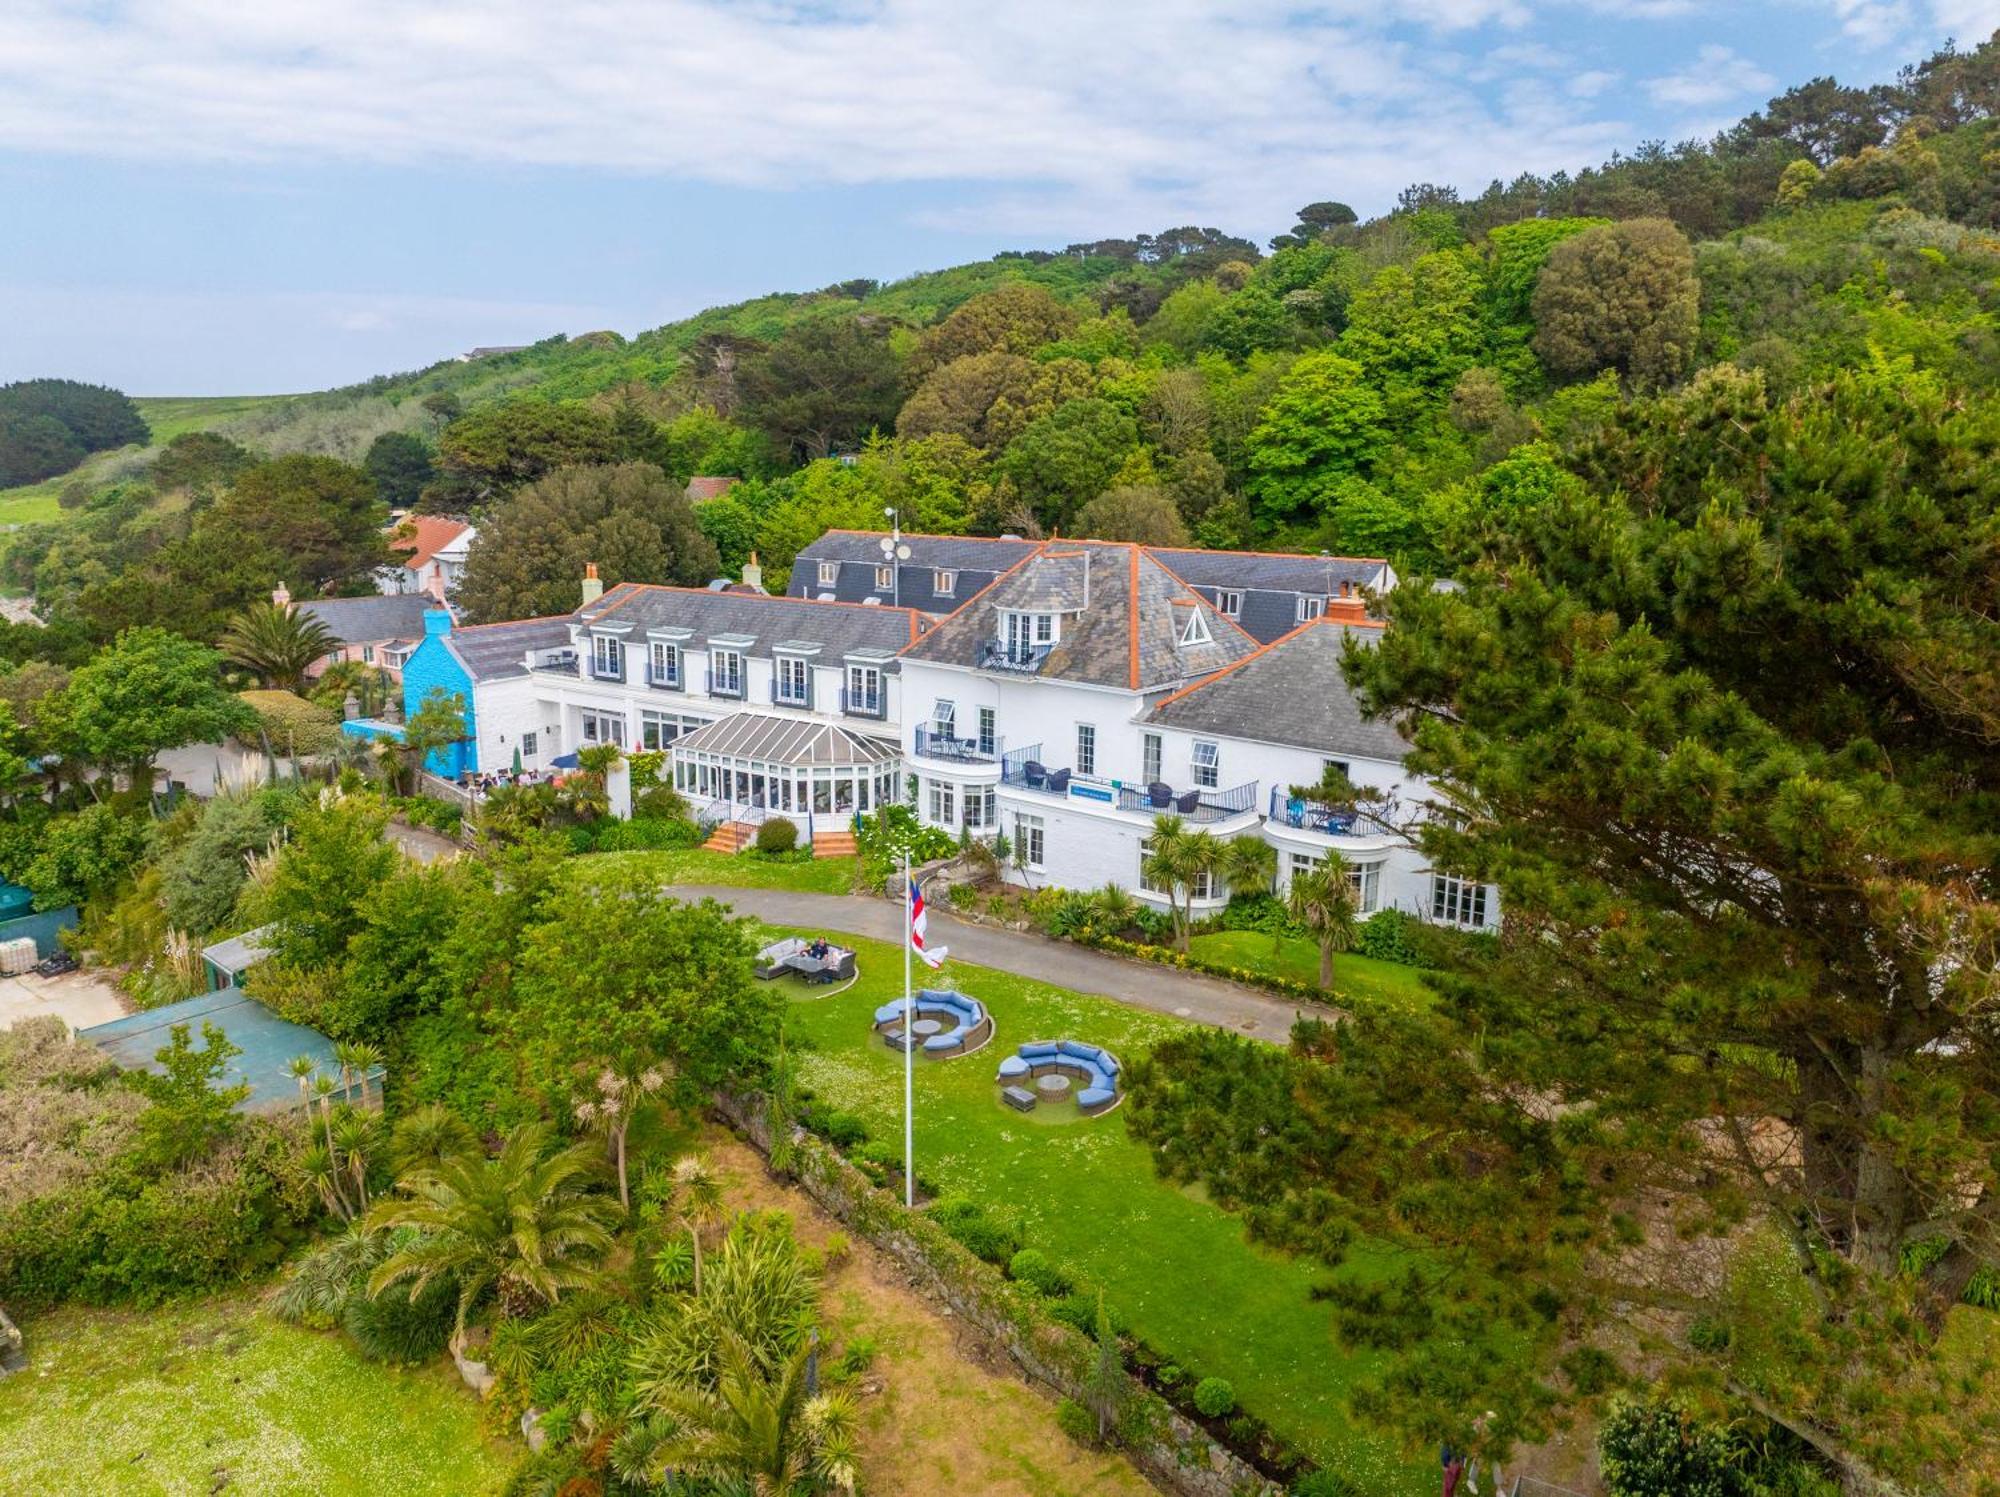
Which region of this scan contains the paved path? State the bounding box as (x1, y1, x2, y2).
(670, 885, 1335, 1042)
(387, 822, 465, 863)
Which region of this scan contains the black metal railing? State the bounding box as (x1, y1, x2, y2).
(706, 669, 744, 699)
(915, 726, 997, 763)
(840, 686, 885, 719)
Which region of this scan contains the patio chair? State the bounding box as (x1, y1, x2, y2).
(1175, 789, 1201, 814)
(1048, 768, 1072, 793)
(1024, 760, 1047, 789)
(1286, 797, 1307, 828)
(1147, 781, 1173, 808)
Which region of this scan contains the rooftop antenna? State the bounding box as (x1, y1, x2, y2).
(879, 508, 910, 609)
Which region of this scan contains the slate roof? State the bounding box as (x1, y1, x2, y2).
(789, 531, 1391, 642)
(296, 593, 436, 646)
(1146, 618, 1409, 762)
(1151, 548, 1391, 644)
(448, 616, 576, 681)
(685, 476, 740, 502)
(577, 584, 922, 663)
(786, 531, 1037, 613)
(900, 540, 1256, 691)
(674, 711, 899, 767)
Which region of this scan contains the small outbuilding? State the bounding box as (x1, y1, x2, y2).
(200, 924, 277, 993)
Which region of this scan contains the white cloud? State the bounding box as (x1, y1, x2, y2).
(1645, 44, 1777, 109)
(1569, 68, 1622, 97)
(0, 0, 1639, 233)
(1928, 0, 2000, 39)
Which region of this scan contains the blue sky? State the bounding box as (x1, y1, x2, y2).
(1, 1, 1994, 396)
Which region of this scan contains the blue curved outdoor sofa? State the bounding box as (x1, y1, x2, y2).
(873, 988, 991, 1057)
(995, 1039, 1122, 1113)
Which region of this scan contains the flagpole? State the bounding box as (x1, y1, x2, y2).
(902, 849, 915, 1208)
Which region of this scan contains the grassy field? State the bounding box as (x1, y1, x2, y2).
(594, 846, 860, 893)
(1188, 931, 1436, 1014)
(774, 927, 1434, 1494)
(132, 393, 299, 444)
(0, 1293, 515, 1496)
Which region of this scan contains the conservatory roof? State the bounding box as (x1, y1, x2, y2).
(671, 711, 899, 768)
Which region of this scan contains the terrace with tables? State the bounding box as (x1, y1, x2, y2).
(998, 743, 1259, 824)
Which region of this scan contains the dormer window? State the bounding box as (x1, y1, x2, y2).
(935, 569, 956, 596)
(1179, 609, 1212, 647)
(875, 564, 894, 590)
(1297, 595, 1325, 623)
(817, 560, 839, 586)
(1214, 589, 1242, 618)
(1000, 611, 1057, 664)
(1034, 613, 1054, 644)
(591, 634, 625, 680)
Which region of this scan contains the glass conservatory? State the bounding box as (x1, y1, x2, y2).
(671, 711, 901, 821)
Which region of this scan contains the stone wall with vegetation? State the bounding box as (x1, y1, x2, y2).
(714, 1091, 1281, 1497)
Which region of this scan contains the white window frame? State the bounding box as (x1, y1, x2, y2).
(934, 569, 956, 596)
(928, 779, 957, 828)
(817, 560, 839, 586)
(580, 709, 627, 745)
(1214, 589, 1242, 618)
(1191, 740, 1220, 789)
(1075, 722, 1096, 777)
(963, 785, 994, 830)
(875, 564, 894, 590)
(1348, 860, 1382, 915)
(1179, 609, 1212, 646)
(1431, 873, 1488, 927)
(1014, 812, 1045, 871)
(1033, 613, 1055, 645)
(775, 654, 811, 705)
(650, 640, 681, 687)
(592, 634, 625, 678)
(931, 699, 956, 737)
(711, 648, 744, 697)
(846, 664, 882, 711)
(360, 644, 375, 664)
(977, 706, 996, 756)
(1297, 595, 1326, 623)
(522, 731, 538, 758)
(1142, 732, 1162, 784)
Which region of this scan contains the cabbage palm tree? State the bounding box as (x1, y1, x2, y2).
(364, 1122, 620, 1345)
(1218, 835, 1276, 900)
(1287, 853, 1358, 990)
(1142, 814, 1217, 952)
(219, 600, 338, 692)
(613, 1332, 858, 1496)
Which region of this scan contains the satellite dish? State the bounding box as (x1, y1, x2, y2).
(895, 544, 912, 561)
(878, 537, 895, 556)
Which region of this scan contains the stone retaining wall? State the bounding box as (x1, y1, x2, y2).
(714, 1091, 1282, 1497)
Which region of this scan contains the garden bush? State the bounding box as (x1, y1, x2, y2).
(1597, 1396, 1734, 1497)
(393, 795, 464, 837)
(1214, 890, 1303, 940)
(1054, 1396, 1097, 1445)
(578, 815, 702, 852)
(1290, 1471, 1362, 1496)
(1352, 907, 1422, 965)
(755, 816, 799, 853)
(928, 1195, 1022, 1265)
(343, 1274, 458, 1364)
(1008, 1247, 1071, 1297)
(1193, 1376, 1237, 1417)
(238, 689, 346, 757)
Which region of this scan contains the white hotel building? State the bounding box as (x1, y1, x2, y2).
(416, 535, 1496, 930)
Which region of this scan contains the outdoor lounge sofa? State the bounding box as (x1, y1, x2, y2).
(874, 988, 991, 1057)
(996, 1038, 1122, 1113)
(755, 937, 856, 983)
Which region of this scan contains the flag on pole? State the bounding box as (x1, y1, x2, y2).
(908, 877, 945, 968)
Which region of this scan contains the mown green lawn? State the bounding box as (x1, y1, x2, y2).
(132, 393, 298, 443)
(592, 846, 859, 893)
(0, 1292, 515, 1496)
(775, 928, 1434, 1494)
(0, 477, 64, 528)
(1188, 931, 1437, 1014)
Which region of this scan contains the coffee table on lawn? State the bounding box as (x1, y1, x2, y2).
(1002, 1085, 1037, 1112)
(910, 1018, 943, 1037)
(1036, 1073, 1073, 1097)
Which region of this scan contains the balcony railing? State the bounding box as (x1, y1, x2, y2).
(997, 745, 1255, 821)
(706, 669, 745, 699)
(768, 681, 814, 711)
(647, 667, 683, 691)
(1268, 786, 1359, 835)
(533, 656, 579, 677)
(914, 726, 998, 764)
(840, 686, 885, 719)
(588, 662, 625, 684)
(979, 640, 1051, 675)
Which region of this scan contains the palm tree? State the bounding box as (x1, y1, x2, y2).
(388, 1101, 478, 1178)
(613, 1332, 858, 1496)
(575, 1057, 670, 1213)
(1142, 814, 1217, 952)
(286, 1053, 318, 1120)
(1218, 835, 1276, 901)
(667, 1153, 727, 1295)
(364, 1122, 620, 1344)
(309, 659, 393, 719)
(332, 1040, 383, 1108)
(1287, 854, 1359, 990)
(1090, 882, 1139, 937)
(219, 600, 339, 692)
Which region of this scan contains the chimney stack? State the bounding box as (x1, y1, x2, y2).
(741, 550, 764, 594)
(580, 561, 603, 607)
